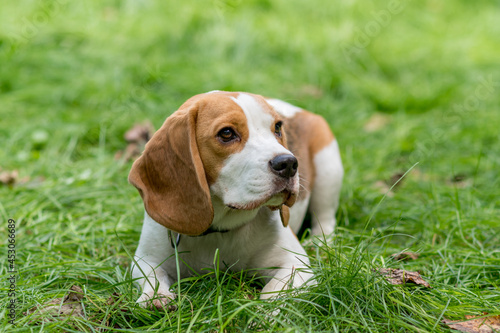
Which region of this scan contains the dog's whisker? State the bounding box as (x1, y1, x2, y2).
(298, 176, 310, 185)
(298, 185, 310, 195)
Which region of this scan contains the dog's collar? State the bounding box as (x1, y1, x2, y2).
(197, 226, 231, 236)
(168, 226, 230, 248)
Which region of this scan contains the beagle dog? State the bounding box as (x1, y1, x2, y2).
(129, 91, 343, 308)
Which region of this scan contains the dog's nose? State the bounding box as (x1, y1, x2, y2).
(269, 154, 298, 178)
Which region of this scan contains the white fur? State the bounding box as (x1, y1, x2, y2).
(132, 94, 341, 308)
(266, 98, 303, 118)
(133, 211, 313, 307)
(283, 141, 343, 236)
(309, 140, 343, 235)
(209, 94, 299, 217)
(288, 196, 310, 234)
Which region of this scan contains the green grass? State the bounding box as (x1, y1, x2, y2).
(1, 0, 499, 331)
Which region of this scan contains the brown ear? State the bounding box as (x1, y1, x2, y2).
(128, 104, 213, 236)
(279, 205, 290, 227)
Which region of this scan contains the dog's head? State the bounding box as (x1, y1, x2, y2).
(128, 91, 299, 236)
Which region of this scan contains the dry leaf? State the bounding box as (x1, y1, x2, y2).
(391, 252, 419, 261)
(388, 172, 406, 189)
(448, 173, 473, 188)
(104, 291, 129, 314)
(0, 169, 19, 186)
(245, 293, 255, 300)
(376, 268, 431, 288)
(373, 172, 407, 197)
(106, 292, 121, 306)
(451, 174, 467, 183)
(0, 169, 41, 187)
(124, 121, 154, 143)
(373, 181, 394, 197)
(364, 113, 391, 132)
(443, 314, 500, 333)
(26, 285, 85, 321)
(115, 142, 143, 161)
(116, 121, 155, 161)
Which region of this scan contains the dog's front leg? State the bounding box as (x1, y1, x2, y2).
(260, 265, 313, 300)
(258, 229, 314, 299)
(132, 213, 177, 310)
(133, 260, 177, 310)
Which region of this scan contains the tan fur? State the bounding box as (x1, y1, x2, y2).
(128, 101, 214, 236)
(284, 110, 335, 201)
(195, 95, 249, 185)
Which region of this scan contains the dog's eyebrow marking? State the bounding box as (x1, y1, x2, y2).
(230, 93, 275, 139)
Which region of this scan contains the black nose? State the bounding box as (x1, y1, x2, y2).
(269, 154, 298, 178)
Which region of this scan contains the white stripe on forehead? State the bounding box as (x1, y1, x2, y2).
(265, 98, 303, 118)
(230, 93, 275, 137)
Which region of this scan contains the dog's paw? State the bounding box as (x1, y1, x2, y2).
(137, 291, 177, 311)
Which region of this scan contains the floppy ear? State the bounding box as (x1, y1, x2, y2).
(128, 103, 214, 236)
(279, 205, 290, 227)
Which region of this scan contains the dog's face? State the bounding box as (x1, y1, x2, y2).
(129, 92, 298, 236)
(197, 92, 299, 212)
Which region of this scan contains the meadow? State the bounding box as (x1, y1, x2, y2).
(0, 0, 499, 331)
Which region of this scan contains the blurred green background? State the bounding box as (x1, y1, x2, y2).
(1, 0, 499, 178)
(0, 0, 499, 330)
(1, 0, 499, 230)
(1, 0, 500, 169)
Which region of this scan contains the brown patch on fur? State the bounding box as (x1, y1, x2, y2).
(195, 94, 250, 185)
(284, 110, 335, 200)
(128, 100, 214, 236)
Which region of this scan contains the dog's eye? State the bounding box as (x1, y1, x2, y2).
(274, 121, 283, 137)
(218, 127, 238, 143)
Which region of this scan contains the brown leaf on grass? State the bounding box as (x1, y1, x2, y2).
(106, 292, 128, 311)
(124, 121, 155, 143)
(388, 172, 406, 189)
(25, 285, 85, 321)
(376, 268, 431, 288)
(373, 181, 394, 197)
(443, 314, 500, 333)
(106, 292, 121, 306)
(391, 252, 419, 261)
(451, 174, 467, 183)
(105, 291, 129, 314)
(0, 169, 19, 186)
(115, 142, 142, 161)
(115, 121, 155, 161)
(363, 113, 391, 132)
(373, 172, 407, 197)
(448, 173, 473, 188)
(0, 168, 44, 187)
